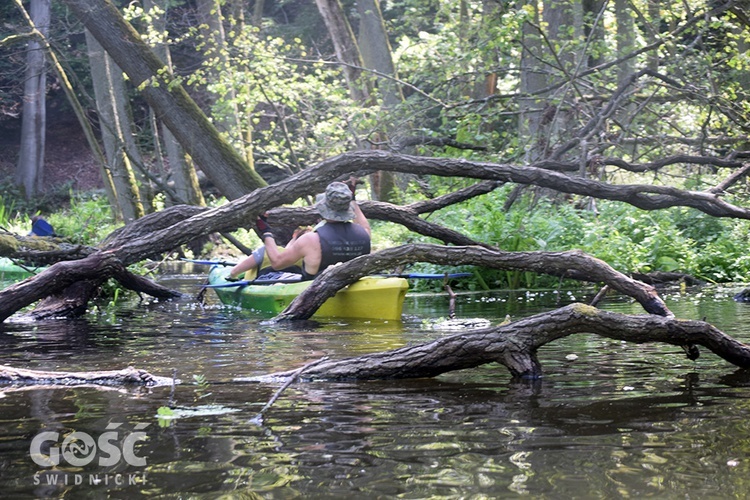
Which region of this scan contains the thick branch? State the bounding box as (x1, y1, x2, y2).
(0, 231, 96, 264)
(62, 151, 750, 266)
(0, 365, 173, 386)
(334, 151, 750, 218)
(275, 244, 669, 321)
(248, 303, 750, 382)
(3, 150, 748, 321)
(0, 252, 121, 321)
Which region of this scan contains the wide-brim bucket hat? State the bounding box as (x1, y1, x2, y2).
(315, 182, 355, 221)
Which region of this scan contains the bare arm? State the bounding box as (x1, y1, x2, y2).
(228, 255, 257, 280)
(264, 232, 319, 271)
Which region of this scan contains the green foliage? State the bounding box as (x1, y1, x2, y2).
(0, 194, 13, 228)
(0, 179, 76, 220)
(47, 191, 118, 246)
(179, 23, 358, 173)
(192, 373, 212, 401)
(156, 406, 176, 428)
(424, 192, 750, 289)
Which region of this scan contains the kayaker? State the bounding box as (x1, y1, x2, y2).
(257, 179, 371, 281)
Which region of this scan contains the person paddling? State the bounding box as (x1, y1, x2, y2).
(257, 179, 371, 281)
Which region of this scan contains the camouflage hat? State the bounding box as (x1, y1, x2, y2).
(315, 182, 355, 221)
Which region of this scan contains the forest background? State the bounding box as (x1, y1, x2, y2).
(1, 0, 750, 293)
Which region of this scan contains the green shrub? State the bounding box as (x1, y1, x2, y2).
(47, 191, 119, 246)
(426, 192, 750, 289)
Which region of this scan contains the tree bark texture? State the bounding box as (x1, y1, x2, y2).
(246, 304, 750, 382)
(60, 0, 266, 200)
(0, 252, 179, 321)
(143, 0, 205, 207)
(357, 0, 403, 108)
(85, 31, 144, 222)
(0, 365, 173, 386)
(274, 243, 671, 321)
(314, 0, 370, 103)
(2, 150, 749, 321)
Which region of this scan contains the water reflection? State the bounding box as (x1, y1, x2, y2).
(1, 277, 750, 497)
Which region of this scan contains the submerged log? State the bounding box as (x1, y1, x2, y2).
(631, 271, 705, 286)
(0, 365, 174, 386)
(245, 303, 750, 382)
(0, 252, 181, 321)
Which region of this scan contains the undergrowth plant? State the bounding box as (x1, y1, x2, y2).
(428, 192, 750, 289)
(0, 194, 13, 228)
(47, 191, 119, 246)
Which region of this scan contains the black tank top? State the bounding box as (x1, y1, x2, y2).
(301, 222, 370, 280)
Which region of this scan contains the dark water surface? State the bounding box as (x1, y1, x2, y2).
(2, 272, 750, 498)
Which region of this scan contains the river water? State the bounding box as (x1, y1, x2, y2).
(2, 269, 750, 498)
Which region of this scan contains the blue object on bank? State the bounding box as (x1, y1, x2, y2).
(30, 217, 56, 237)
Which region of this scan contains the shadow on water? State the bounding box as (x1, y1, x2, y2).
(2, 276, 750, 497)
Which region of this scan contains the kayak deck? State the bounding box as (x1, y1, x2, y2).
(208, 266, 409, 320)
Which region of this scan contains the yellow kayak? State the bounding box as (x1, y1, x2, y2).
(207, 266, 409, 320)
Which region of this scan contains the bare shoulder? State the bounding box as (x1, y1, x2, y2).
(290, 231, 319, 251)
(297, 231, 319, 243)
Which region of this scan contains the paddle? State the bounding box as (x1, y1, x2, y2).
(181, 258, 238, 266)
(203, 272, 472, 288)
(183, 259, 472, 281)
(202, 277, 304, 288)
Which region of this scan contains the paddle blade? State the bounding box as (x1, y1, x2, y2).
(202, 277, 304, 288)
(181, 258, 238, 266)
(202, 281, 252, 288)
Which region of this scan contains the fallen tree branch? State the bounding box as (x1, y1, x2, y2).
(251, 356, 330, 424)
(0, 251, 181, 321)
(274, 243, 671, 321)
(0, 252, 121, 321)
(0, 365, 174, 386)
(3, 150, 748, 322)
(247, 303, 750, 382)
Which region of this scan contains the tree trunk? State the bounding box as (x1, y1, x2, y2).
(357, 0, 402, 109)
(646, 0, 661, 72)
(614, 0, 638, 159)
(273, 243, 672, 322)
(11, 0, 120, 216)
(615, 0, 636, 86)
(518, 0, 547, 163)
(251, 0, 265, 27)
(314, 0, 370, 103)
(144, 0, 205, 207)
(59, 0, 266, 200)
(15, 0, 49, 199)
(85, 30, 144, 222)
(356, 0, 402, 202)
